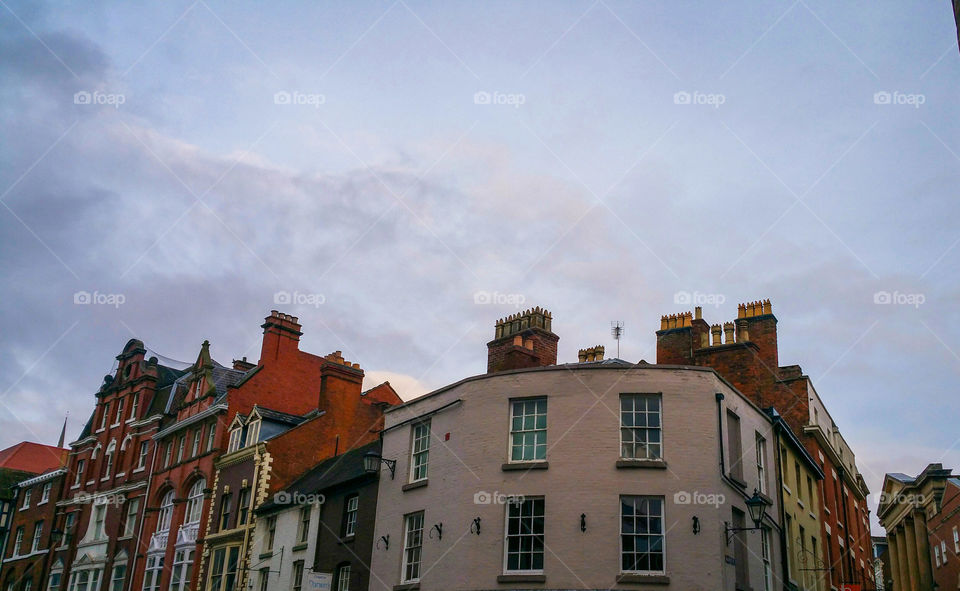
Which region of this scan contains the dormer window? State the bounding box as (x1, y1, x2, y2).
(246, 420, 260, 447)
(194, 378, 204, 399)
(228, 427, 243, 453)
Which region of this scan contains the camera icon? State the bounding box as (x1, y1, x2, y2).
(873, 291, 891, 305)
(74, 91, 91, 105)
(473, 291, 491, 304)
(873, 91, 891, 105)
(74, 291, 92, 305)
(673, 91, 691, 105)
(673, 291, 691, 305)
(274, 291, 291, 305)
(274, 91, 291, 105)
(673, 491, 692, 505)
(273, 491, 291, 504)
(473, 491, 492, 504)
(474, 91, 491, 105)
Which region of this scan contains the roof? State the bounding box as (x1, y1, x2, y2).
(0, 442, 66, 473)
(166, 362, 247, 413)
(257, 441, 380, 513)
(887, 473, 916, 484)
(256, 406, 309, 426)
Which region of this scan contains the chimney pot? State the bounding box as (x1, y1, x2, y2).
(711, 324, 722, 346)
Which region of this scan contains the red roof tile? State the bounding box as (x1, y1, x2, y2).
(0, 442, 67, 473)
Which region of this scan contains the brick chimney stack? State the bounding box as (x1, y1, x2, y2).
(487, 307, 559, 373)
(259, 310, 303, 364)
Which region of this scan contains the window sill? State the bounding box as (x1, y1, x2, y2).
(402, 480, 428, 492)
(616, 459, 668, 470)
(292, 543, 308, 552)
(133, 467, 145, 473)
(501, 461, 548, 472)
(393, 583, 420, 591)
(338, 536, 355, 545)
(497, 574, 545, 583)
(727, 474, 747, 489)
(259, 551, 273, 560)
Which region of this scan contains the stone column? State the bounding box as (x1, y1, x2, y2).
(886, 532, 901, 591)
(895, 525, 911, 591)
(903, 518, 920, 591)
(912, 510, 933, 590)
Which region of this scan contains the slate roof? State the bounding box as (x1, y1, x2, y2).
(256, 406, 308, 426)
(257, 441, 380, 513)
(166, 362, 247, 413)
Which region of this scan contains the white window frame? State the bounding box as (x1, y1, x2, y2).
(503, 497, 545, 574)
(228, 428, 242, 453)
(93, 503, 106, 540)
(136, 442, 149, 470)
(185, 480, 206, 525)
(291, 560, 304, 591)
(157, 490, 175, 533)
(335, 564, 351, 591)
(953, 525, 959, 553)
(344, 495, 358, 538)
(246, 420, 261, 447)
(761, 528, 773, 591)
(401, 511, 424, 583)
(128, 392, 139, 421)
(22, 488, 31, 509)
(619, 495, 665, 575)
(509, 398, 547, 463)
(297, 505, 311, 544)
(123, 498, 140, 537)
(619, 393, 662, 460)
(170, 549, 194, 591)
(110, 563, 126, 591)
(13, 526, 23, 555)
(265, 515, 277, 551)
(942, 540, 948, 564)
(206, 424, 216, 452)
(935, 544, 941, 567)
(74, 459, 85, 486)
(756, 433, 767, 494)
(40, 482, 51, 504)
(32, 521, 43, 552)
(142, 554, 163, 591)
(410, 421, 431, 482)
(176, 435, 186, 463)
(112, 398, 124, 426)
(191, 428, 202, 457)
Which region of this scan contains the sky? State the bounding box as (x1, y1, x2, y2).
(1, 1, 958, 534)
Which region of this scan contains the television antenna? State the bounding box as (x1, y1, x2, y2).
(611, 321, 624, 359)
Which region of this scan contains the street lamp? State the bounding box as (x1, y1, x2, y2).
(725, 489, 770, 544)
(363, 451, 396, 479)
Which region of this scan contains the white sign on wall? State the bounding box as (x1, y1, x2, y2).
(306, 572, 332, 591)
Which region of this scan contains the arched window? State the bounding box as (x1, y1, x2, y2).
(184, 479, 206, 525)
(157, 491, 175, 533)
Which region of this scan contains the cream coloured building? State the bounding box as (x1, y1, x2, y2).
(368, 308, 786, 591)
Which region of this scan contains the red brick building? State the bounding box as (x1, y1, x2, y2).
(928, 476, 960, 590)
(0, 442, 68, 591)
(656, 300, 875, 589)
(55, 339, 187, 591)
(131, 340, 248, 591)
(198, 311, 402, 591)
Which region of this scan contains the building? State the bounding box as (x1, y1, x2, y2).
(767, 408, 825, 591)
(656, 301, 875, 588)
(198, 312, 402, 591)
(369, 307, 785, 590)
(878, 463, 955, 591)
(0, 459, 68, 591)
(133, 340, 248, 591)
(0, 441, 67, 565)
(251, 440, 382, 591)
(927, 475, 960, 591)
(871, 536, 890, 591)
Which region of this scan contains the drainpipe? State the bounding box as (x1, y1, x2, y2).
(127, 431, 158, 591)
(772, 419, 791, 591)
(715, 393, 726, 477)
(838, 468, 855, 585)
